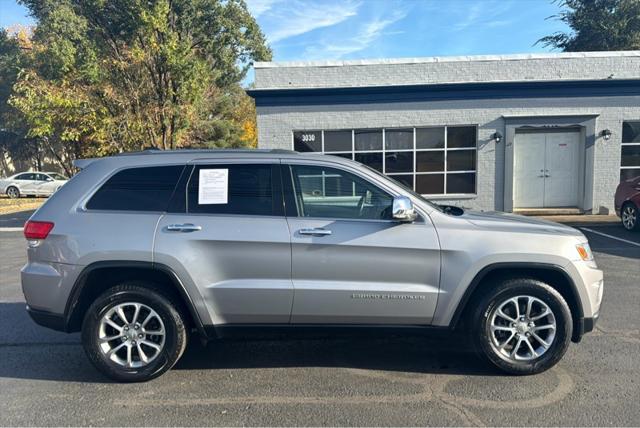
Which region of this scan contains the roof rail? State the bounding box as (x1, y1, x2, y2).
(115, 148, 299, 156)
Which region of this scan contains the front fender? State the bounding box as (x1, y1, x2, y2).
(432, 253, 580, 327)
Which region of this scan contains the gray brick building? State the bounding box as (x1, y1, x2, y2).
(248, 51, 640, 214)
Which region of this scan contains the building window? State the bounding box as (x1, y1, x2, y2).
(292, 126, 478, 196)
(621, 121, 640, 181)
(293, 131, 322, 152)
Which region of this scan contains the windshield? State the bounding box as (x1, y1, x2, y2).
(47, 173, 68, 180)
(361, 165, 444, 212)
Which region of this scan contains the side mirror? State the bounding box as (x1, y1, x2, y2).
(392, 196, 417, 222)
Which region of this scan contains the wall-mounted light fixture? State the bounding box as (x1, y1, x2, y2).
(600, 129, 612, 140)
(492, 131, 503, 143)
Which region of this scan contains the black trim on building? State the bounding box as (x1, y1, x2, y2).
(248, 79, 640, 107)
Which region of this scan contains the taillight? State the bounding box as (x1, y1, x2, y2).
(24, 221, 55, 240)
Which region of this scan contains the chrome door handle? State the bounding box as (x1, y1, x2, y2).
(166, 223, 202, 232)
(298, 228, 332, 236)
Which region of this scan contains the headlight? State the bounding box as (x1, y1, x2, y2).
(576, 242, 594, 261)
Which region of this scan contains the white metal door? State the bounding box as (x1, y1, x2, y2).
(544, 132, 580, 207)
(514, 131, 581, 209)
(514, 133, 546, 208)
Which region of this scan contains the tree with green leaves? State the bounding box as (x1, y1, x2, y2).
(538, 0, 640, 51)
(4, 0, 270, 173)
(0, 27, 39, 175)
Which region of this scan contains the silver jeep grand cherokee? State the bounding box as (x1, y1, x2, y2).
(21, 150, 603, 382)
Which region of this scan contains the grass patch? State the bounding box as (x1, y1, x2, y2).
(0, 196, 45, 215)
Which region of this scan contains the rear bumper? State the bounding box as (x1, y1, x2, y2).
(21, 261, 81, 315)
(26, 305, 67, 332)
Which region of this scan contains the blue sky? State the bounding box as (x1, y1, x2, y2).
(2, 0, 570, 78)
(246, 0, 569, 61)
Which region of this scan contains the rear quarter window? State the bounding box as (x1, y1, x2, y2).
(87, 165, 184, 212)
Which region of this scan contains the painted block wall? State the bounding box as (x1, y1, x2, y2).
(256, 96, 640, 213)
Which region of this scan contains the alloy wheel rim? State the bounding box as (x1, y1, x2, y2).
(98, 302, 166, 368)
(7, 188, 18, 198)
(489, 295, 556, 363)
(622, 206, 636, 229)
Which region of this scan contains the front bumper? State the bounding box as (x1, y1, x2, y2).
(573, 314, 598, 342)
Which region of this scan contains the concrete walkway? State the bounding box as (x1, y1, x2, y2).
(535, 214, 620, 226)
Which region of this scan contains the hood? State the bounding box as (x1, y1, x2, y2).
(461, 210, 584, 238)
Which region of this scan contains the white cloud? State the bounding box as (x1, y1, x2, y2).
(453, 1, 515, 31)
(303, 9, 407, 60)
(255, 0, 361, 44)
(453, 3, 482, 31)
(246, 0, 281, 18)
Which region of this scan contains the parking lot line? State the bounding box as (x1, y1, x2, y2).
(0, 227, 23, 232)
(580, 227, 640, 248)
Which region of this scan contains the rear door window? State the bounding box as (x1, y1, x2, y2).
(186, 164, 282, 216)
(87, 165, 184, 212)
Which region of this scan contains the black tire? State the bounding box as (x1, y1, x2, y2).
(470, 278, 572, 375)
(81, 282, 188, 382)
(6, 186, 20, 199)
(621, 202, 639, 231)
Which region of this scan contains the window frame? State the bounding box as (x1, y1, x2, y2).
(83, 164, 186, 214)
(621, 121, 640, 182)
(282, 160, 418, 223)
(183, 160, 285, 218)
(291, 125, 478, 198)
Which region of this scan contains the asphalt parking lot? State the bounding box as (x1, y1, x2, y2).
(0, 218, 638, 426)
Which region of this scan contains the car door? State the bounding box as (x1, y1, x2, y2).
(154, 159, 294, 325)
(16, 173, 38, 194)
(283, 160, 441, 325)
(33, 173, 52, 195)
(38, 173, 58, 194)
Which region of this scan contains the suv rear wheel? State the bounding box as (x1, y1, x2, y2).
(471, 278, 572, 375)
(81, 283, 187, 382)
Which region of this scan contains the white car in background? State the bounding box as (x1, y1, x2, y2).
(0, 171, 68, 198)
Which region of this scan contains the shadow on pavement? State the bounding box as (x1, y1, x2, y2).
(0, 209, 36, 228)
(174, 332, 499, 377)
(0, 302, 106, 383)
(0, 301, 499, 383)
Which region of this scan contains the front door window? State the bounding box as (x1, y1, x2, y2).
(288, 164, 393, 220)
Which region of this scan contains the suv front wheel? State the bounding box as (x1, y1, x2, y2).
(81, 283, 188, 382)
(471, 278, 572, 375)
